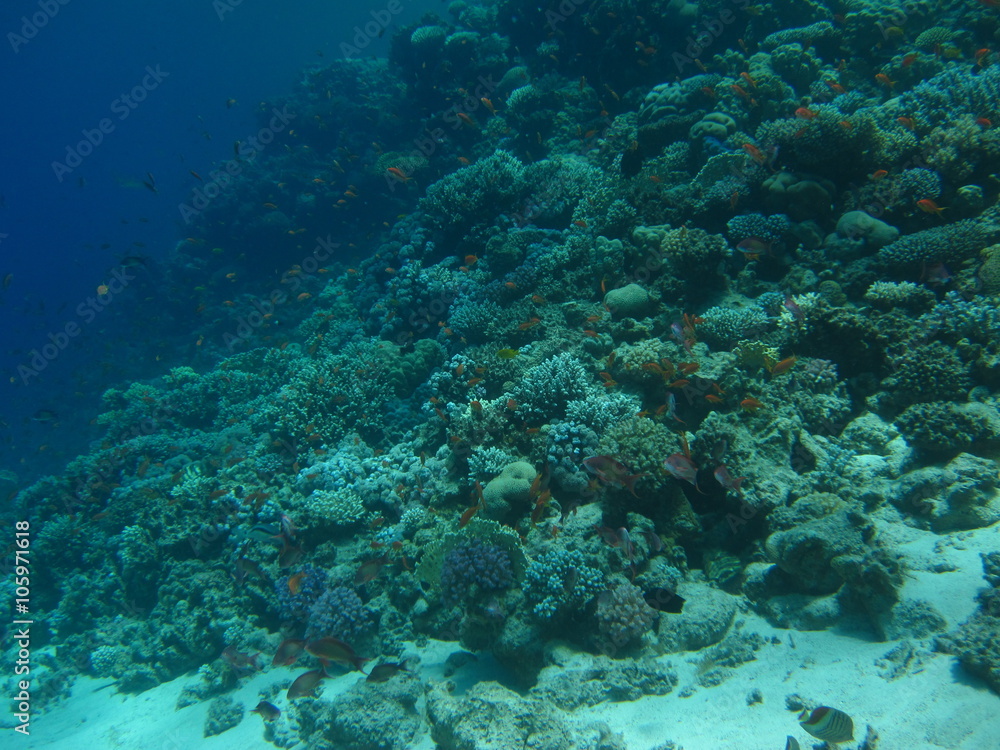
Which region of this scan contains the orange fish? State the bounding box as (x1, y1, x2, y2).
(769, 355, 798, 375)
(897, 116, 915, 130)
(871, 169, 889, 180)
(287, 572, 306, 595)
(705, 394, 724, 404)
(916, 198, 947, 216)
(730, 84, 752, 101)
(466, 377, 483, 387)
(518, 317, 541, 330)
(740, 72, 757, 89)
(875, 73, 895, 88)
(794, 107, 818, 120)
(824, 80, 846, 94)
(740, 397, 764, 412)
(481, 97, 496, 114)
(469, 400, 483, 413)
(464, 254, 478, 266)
(459, 503, 480, 528)
(976, 117, 992, 128)
(901, 53, 918, 67)
(457, 112, 476, 128)
(387, 167, 411, 182)
(741, 143, 767, 164)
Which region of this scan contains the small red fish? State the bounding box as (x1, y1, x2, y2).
(582, 455, 647, 496)
(355, 555, 388, 584)
(741, 143, 766, 165)
(272, 638, 307, 667)
(221, 647, 261, 675)
(287, 571, 306, 595)
(713, 464, 746, 498)
(459, 503, 481, 528)
(794, 107, 818, 120)
(305, 637, 369, 672)
(287, 668, 328, 699)
(769, 355, 798, 375)
(386, 167, 413, 182)
(916, 198, 947, 217)
(663, 453, 699, 489)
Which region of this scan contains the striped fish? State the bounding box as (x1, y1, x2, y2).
(784, 737, 800, 750)
(799, 706, 854, 743)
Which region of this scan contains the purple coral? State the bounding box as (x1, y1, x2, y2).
(274, 565, 327, 622)
(439, 538, 513, 608)
(305, 585, 372, 641)
(596, 582, 657, 652)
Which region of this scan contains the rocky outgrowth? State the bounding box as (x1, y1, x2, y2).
(530, 649, 677, 710)
(657, 582, 737, 652)
(936, 552, 1000, 695)
(426, 681, 577, 750)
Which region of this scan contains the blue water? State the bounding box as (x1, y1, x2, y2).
(0, 0, 431, 482)
(3, 2, 1000, 748)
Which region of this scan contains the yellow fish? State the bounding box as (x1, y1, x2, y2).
(799, 706, 853, 743)
(496, 348, 520, 359)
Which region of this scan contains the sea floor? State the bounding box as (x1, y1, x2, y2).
(17, 523, 1000, 750)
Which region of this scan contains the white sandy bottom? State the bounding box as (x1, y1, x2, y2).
(17, 524, 1000, 750)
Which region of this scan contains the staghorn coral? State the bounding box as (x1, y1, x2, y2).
(877, 218, 996, 267)
(524, 549, 604, 621)
(896, 402, 993, 459)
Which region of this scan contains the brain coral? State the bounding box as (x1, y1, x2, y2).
(604, 283, 656, 319)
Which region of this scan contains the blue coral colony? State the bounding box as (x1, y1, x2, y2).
(14, 0, 1000, 747)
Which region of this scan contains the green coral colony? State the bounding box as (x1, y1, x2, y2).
(8, 0, 1000, 747)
